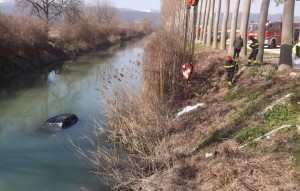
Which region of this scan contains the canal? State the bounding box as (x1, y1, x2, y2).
(0, 40, 144, 191)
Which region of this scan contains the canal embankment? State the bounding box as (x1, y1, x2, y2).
(0, 13, 149, 80)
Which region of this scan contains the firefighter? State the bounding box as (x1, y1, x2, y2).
(292, 41, 300, 59)
(293, 39, 300, 66)
(224, 55, 238, 86)
(247, 35, 259, 66)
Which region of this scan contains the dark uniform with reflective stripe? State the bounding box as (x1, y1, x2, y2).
(248, 37, 259, 65)
(224, 60, 238, 86)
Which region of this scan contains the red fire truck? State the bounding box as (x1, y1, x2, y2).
(247, 21, 300, 48)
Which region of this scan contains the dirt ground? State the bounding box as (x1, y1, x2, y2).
(138, 49, 300, 191)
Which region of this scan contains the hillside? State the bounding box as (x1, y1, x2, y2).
(0, 2, 161, 26)
(135, 48, 300, 190)
(116, 9, 160, 26)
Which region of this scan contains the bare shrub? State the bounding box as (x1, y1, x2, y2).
(58, 12, 144, 50)
(142, 26, 184, 102)
(0, 13, 48, 57)
(70, 86, 175, 190)
(89, 0, 117, 25)
(140, 17, 154, 34)
(59, 17, 100, 45)
(106, 90, 169, 156)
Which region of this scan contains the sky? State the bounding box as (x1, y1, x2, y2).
(218, 0, 300, 17)
(107, 0, 300, 18)
(86, 0, 298, 16)
(0, 0, 299, 16)
(85, 0, 162, 11)
(109, 0, 161, 11)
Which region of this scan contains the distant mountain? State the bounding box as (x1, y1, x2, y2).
(116, 9, 161, 26)
(140, 8, 160, 13)
(0, 2, 161, 26)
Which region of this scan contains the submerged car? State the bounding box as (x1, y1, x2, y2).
(43, 113, 78, 129)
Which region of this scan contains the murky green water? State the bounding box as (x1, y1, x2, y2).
(0, 40, 143, 191)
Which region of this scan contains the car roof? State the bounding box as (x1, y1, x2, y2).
(46, 113, 77, 123)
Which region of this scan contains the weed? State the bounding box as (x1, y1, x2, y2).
(224, 87, 244, 102)
(247, 67, 275, 79)
(234, 126, 266, 143)
(268, 142, 284, 153)
(194, 42, 205, 51)
(291, 88, 300, 104)
(247, 140, 258, 148)
(218, 176, 230, 188)
(294, 148, 300, 173)
(246, 92, 261, 102)
(263, 103, 297, 128)
(293, 149, 300, 172)
(244, 104, 262, 117)
(248, 67, 260, 77)
(264, 70, 275, 79)
(197, 126, 236, 150)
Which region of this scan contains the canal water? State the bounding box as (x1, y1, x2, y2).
(0, 40, 144, 191)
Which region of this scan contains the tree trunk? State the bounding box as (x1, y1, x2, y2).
(196, 0, 203, 40)
(228, 0, 241, 54)
(207, 0, 215, 46)
(202, 0, 211, 44)
(213, 0, 221, 48)
(278, 0, 295, 71)
(199, 0, 208, 42)
(257, 0, 270, 65)
(240, 0, 251, 57)
(220, 0, 230, 50)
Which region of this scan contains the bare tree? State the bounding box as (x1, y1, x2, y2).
(202, 0, 211, 44)
(220, 0, 230, 50)
(278, 0, 295, 71)
(93, 0, 117, 25)
(213, 0, 221, 49)
(161, 0, 185, 28)
(64, 0, 84, 23)
(240, 0, 251, 57)
(228, 0, 241, 54)
(257, 0, 271, 65)
(199, 0, 208, 42)
(15, 0, 84, 23)
(206, 0, 215, 46)
(196, 0, 203, 40)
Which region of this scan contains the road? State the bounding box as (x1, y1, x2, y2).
(262, 46, 280, 55)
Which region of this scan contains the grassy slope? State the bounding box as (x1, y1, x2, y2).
(138, 46, 300, 190)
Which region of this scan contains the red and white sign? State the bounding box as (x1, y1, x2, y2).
(181, 63, 193, 80)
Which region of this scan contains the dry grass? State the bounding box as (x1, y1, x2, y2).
(0, 13, 49, 58)
(58, 16, 146, 52)
(142, 26, 185, 103)
(75, 26, 197, 188)
(90, 45, 300, 190)
(0, 11, 149, 79)
(69, 86, 177, 190)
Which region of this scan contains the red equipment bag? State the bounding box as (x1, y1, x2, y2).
(186, 0, 198, 6)
(181, 63, 193, 80)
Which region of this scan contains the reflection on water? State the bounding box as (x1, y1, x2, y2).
(0, 40, 144, 190)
